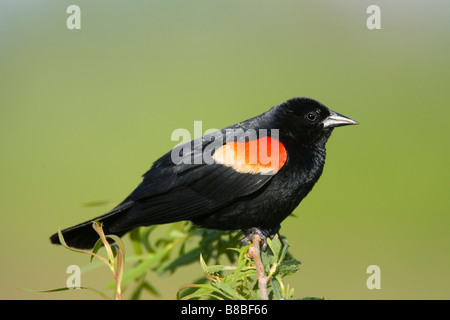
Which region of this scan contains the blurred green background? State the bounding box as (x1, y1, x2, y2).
(1, 0, 449, 299)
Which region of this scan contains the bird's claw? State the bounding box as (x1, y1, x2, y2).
(241, 226, 280, 252)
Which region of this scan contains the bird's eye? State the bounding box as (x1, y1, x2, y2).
(306, 112, 316, 121)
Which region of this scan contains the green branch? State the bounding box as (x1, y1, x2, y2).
(38, 221, 311, 300)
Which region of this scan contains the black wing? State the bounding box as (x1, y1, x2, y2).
(108, 130, 280, 233)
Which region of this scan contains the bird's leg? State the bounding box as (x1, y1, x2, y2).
(241, 225, 281, 252)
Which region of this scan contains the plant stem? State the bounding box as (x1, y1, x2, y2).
(248, 234, 269, 300)
(114, 273, 122, 300)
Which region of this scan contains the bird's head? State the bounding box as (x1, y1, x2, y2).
(271, 97, 358, 149)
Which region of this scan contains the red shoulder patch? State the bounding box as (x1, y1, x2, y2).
(212, 136, 287, 175)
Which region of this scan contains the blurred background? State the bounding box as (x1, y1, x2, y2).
(1, 0, 449, 299)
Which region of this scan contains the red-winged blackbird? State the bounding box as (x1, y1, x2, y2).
(50, 97, 357, 249)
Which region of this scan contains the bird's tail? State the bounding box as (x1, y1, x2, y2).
(49, 201, 134, 249)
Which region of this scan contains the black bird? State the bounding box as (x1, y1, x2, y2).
(50, 97, 358, 249)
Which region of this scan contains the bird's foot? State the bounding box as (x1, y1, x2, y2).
(241, 226, 281, 252)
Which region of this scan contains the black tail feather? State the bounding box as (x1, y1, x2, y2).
(49, 201, 133, 249)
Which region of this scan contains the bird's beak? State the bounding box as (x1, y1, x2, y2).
(322, 110, 359, 128)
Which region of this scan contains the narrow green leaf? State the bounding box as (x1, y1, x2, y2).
(23, 287, 111, 300)
(119, 247, 171, 287)
(90, 238, 104, 263)
(80, 200, 110, 207)
(92, 221, 116, 266)
(168, 229, 187, 239)
(157, 247, 202, 274)
(267, 237, 281, 261)
(178, 283, 225, 300)
(271, 277, 283, 300)
(278, 237, 290, 264)
(227, 246, 250, 285)
(107, 235, 126, 257)
(206, 265, 236, 273)
(211, 282, 246, 300)
(130, 280, 160, 300)
(57, 228, 109, 266)
(199, 254, 208, 273)
(129, 228, 143, 256)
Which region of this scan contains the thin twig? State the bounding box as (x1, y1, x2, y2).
(248, 234, 269, 300)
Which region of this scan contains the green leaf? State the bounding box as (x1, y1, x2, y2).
(140, 226, 158, 253)
(168, 229, 187, 239)
(177, 284, 225, 300)
(157, 247, 202, 274)
(210, 282, 246, 300)
(80, 200, 110, 207)
(301, 296, 325, 300)
(277, 259, 301, 277)
(23, 287, 111, 300)
(278, 237, 290, 263)
(206, 265, 237, 274)
(266, 237, 281, 262)
(57, 227, 109, 266)
(130, 280, 160, 300)
(107, 234, 125, 256)
(271, 277, 283, 300)
(120, 247, 171, 287)
(227, 246, 251, 285)
(90, 238, 104, 263)
(199, 254, 208, 273)
(129, 228, 143, 256)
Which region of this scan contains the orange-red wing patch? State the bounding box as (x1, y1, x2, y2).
(212, 137, 287, 175)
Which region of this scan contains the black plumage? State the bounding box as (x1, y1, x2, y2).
(50, 97, 357, 249)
